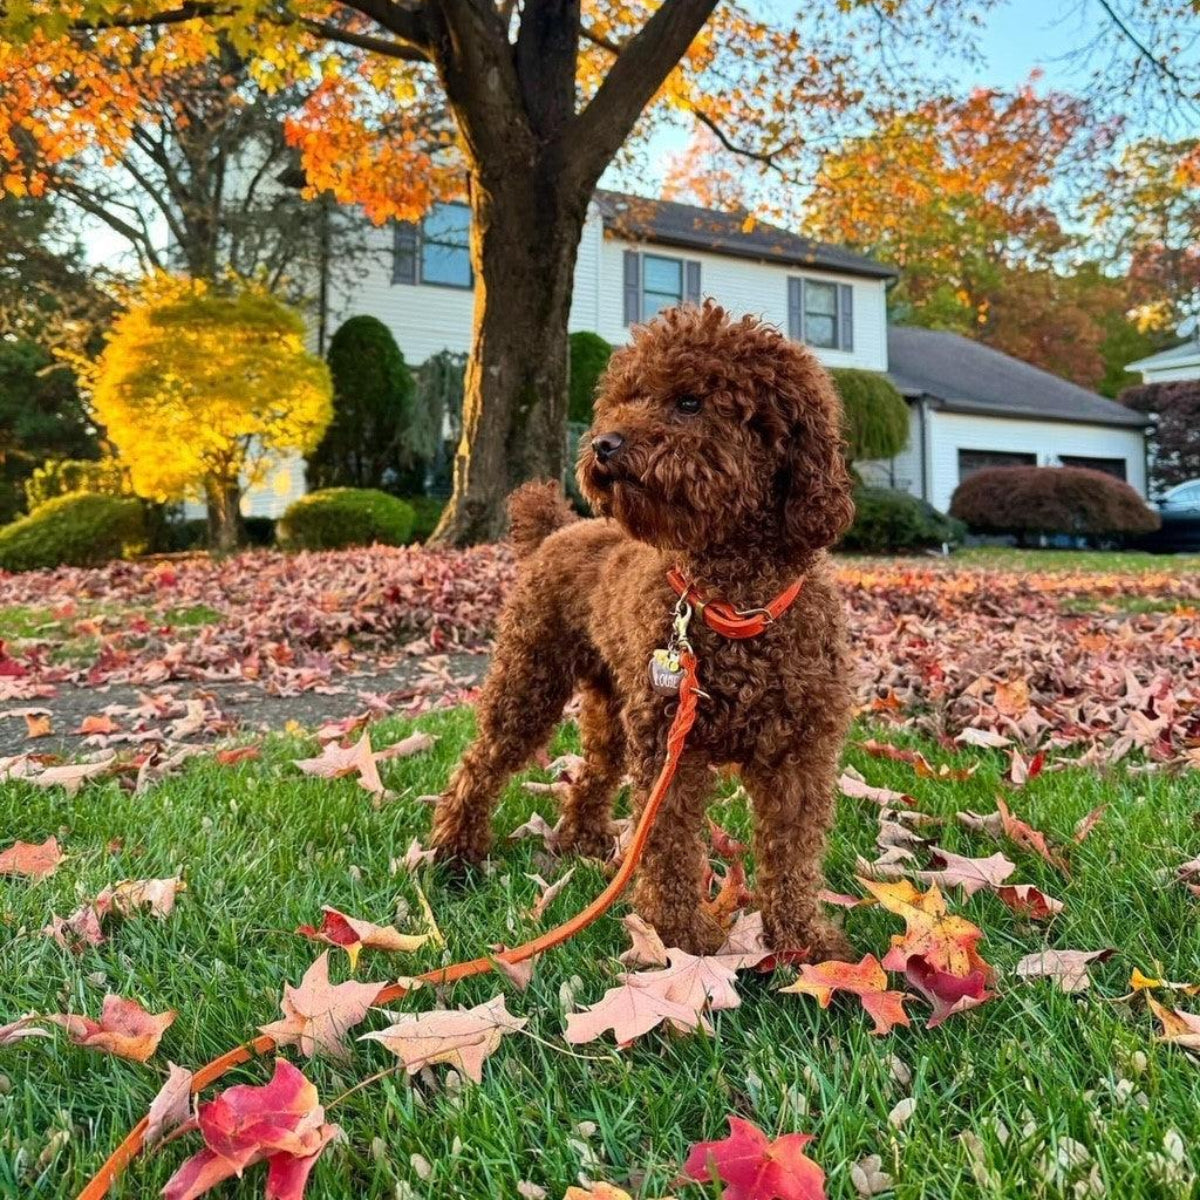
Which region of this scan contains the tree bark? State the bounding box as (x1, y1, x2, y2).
(206, 478, 245, 553)
(430, 170, 587, 545)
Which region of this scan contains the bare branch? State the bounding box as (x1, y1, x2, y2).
(335, 0, 434, 53)
(300, 15, 430, 61)
(689, 106, 796, 170)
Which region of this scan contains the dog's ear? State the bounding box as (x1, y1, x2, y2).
(778, 366, 856, 553)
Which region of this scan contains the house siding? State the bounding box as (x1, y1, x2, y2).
(324, 202, 890, 373)
(925, 411, 1147, 512)
(1139, 363, 1200, 384)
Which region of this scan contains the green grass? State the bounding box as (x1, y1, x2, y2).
(948, 547, 1200, 574)
(2, 714, 1199, 1199)
(0, 605, 59, 641)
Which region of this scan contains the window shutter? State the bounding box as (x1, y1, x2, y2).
(623, 251, 641, 325)
(838, 283, 854, 352)
(685, 260, 702, 305)
(393, 221, 419, 285)
(787, 277, 804, 341)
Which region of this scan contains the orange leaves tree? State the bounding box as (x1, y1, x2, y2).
(3, 0, 984, 545)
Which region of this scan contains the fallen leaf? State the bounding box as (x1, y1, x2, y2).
(888, 1097, 917, 1129)
(375, 730, 437, 760)
(564, 977, 711, 1047)
(293, 731, 385, 797)
(916, 848, 1016, 897)
(146, 1062, 195, 1148)
(43, 904, 105, 951)
(1014, 947, 1115, 993)
(1072, 805, 1107, 843)
(1007, 748, 1045, 787)
(850, 1153, 893, 1197)
(955, 728, 1013, 749)
(162, 1058, 338, 1200)
(628, 950, 745, 1013)
(1147, 995, 1200, 1052)
(28, 758, 116, 796)
(393, 837, 437, 874)
(215, 745, 261, 766)
(903, 956, 993, 1027)
(1125, 968, 1200, 997)
(703, 859, 752, 925)
(526, 868, 575, 921)
(48, 994, 175, 1062)
(619, 913, 669, 968)
(24, 712, 52, 738)
(993, 678, 1030, 718)
(77, 714, 120, 736)
(994, 883, 1064, 920)
(708, 817, 747, 859)
(0, 835, 65, 879)
(0, 1015, 53, 1045)
(780, 955, 911, 1035)
(95, 876, 186, 919)
(818, 888, 871, 910)
(297, 906, 429, 970)
(260, 951, 380, 1061)
(681, 1115, 826, 1200)
(508, 811, 560, 848)
(361, 993, 527, 1082)
(837, 766, 915, 808)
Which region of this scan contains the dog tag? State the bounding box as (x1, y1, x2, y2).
(649, 648, 685, 695)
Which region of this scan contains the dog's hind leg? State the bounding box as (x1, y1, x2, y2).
(430, 606, 575, 865)
(555, 681, 626, 860)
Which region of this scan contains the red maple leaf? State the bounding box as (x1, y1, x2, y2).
(681, 1116, 826, 1200)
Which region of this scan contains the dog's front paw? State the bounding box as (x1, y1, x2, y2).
(764, 911, 853, 962)
(554, 820, 619, 862)
(429, 804, 491, 869)
(647, 908, 728, 957)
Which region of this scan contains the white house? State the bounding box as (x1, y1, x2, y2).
(244, 189, 1150, 518)
(1126, 338, 1200, 386)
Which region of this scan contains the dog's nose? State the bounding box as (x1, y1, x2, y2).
(591, 432, 625, 464)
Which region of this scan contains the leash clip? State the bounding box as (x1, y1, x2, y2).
(671, 597, 694, 654)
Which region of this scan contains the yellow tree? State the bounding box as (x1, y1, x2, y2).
(87, 276, 332, 551)
(2, 0, 987, 543)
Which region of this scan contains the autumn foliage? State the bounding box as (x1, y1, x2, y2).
(950, 466, 1160, 541)
(85, 276, 331, 551)
(1120, 379, 1200, 495)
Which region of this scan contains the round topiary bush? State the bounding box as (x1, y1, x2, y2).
(839, 487, 965, 553)
(0, 493, 146, 572)
(830, 369, 911, 464)
(950, 466, 1160, 543)
(278, 488, 415, 551)
(568, 331, 614, 424)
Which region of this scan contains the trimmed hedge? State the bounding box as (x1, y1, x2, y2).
(568, 331, 613, 424)
(950, 466, 1160, 541)
(839, 488, 964, 553)
(24, 456, 131, 512)
(278, 488, 415, 551)
(830, 368, 911, 463)
(0, 493, 146, 572)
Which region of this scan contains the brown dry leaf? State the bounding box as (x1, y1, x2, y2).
(955, 728, 1013, 749)
(375, 730, 437, 760)
(564, 977, 711, 1047)
(30, 757, 116, 797)
(508, 811, 560, 848)
(703, 859, 752, 925)
(43, 904, 105, 951)
(0, 835, 65, 880)
(491, 951, 539, 992)
(1072, 805, 1107, 843)
(259, 951, 381, 1061)
(361, 993, 527, 1082)
(293, 731, 385, 797)
(95, 876, 186, 919)
(1014, 947, 1115, 993)
(1147, 995, 1200, 1052)
(993, 678, 1031, 718)
(627, 951, 744, 1013)
(0, 1015, 54, 1046)
(48, 994, 176, 1062)
(297, 906, 429, 970)
(619, 914, 670, 968)
(145, 1062, 195, 1148)
(837, 766, 915, 808)
(916, 848, 1016, 897)
(994, 884, 1064, 920)
(393, 837, 437, 874)
(24, 712, 52, 738)
(526, 868, 575, 921)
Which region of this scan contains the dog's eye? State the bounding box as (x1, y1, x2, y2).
(675, 394, 702, 415)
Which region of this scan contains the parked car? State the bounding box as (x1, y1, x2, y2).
(1140, 480, 1200, 553)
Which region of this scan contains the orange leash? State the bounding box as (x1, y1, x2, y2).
(76, 652, 702, 1200)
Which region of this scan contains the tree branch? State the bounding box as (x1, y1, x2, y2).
(1092, 0, 1188, 93)
(72, 2, 227, 31)
(300, 15, 430, 61)
(571, 0, 721, 190)
(690, 106, 796, 169)
(335, 0, 434, 54)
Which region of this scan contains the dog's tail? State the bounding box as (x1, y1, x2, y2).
(507, 481, 577, 560)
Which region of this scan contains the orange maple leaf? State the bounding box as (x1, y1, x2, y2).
(780, 955, 911, 1035)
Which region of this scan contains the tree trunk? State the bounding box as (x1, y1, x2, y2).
(429, 172, 587, 545)
(206, 478, 245, 554)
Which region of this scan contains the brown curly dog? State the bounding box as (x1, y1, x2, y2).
(430, 302, 855, 957)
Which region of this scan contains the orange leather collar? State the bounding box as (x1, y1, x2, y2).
(666, 567, 804, 640)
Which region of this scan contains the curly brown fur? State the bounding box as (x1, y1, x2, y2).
(430, 302, 855, 956)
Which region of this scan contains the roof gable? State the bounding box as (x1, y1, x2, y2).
(887, 327, 1149, 429)
(593, 190, 897, 281)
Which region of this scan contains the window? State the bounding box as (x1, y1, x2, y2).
(958, 449, 1036, 482)
(787, 278, 854, 351)
(623, 251, 701, 324)
(1059, 455, 1127, 481)
(393, 203, 472, 288)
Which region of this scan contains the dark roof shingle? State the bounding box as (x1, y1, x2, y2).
(887, 327, 1149, 429)
(594, 190, 897, 281)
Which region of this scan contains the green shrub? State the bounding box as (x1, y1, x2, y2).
(0, 493, 146, 572)
(308, 315, 416, 492)
(839, 487, 965, 553)
(404, 496, 445, 542)
(278, 488, 415, 551)
(569, 331, 613, 425)
(829, 369, 911, 464)
(949, 466, 1160, 543)
(24, 456, 131, 512)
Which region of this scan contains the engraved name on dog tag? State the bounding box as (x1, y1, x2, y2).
(649, 648, 685, 695)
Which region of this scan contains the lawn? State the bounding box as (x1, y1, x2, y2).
(2, 707, 1199, 1199)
